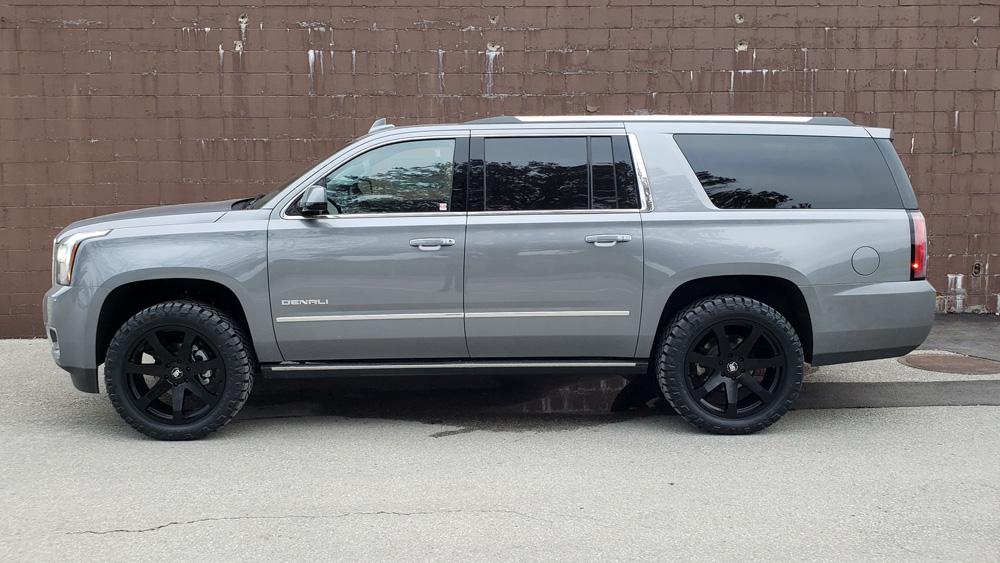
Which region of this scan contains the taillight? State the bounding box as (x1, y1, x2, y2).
(910, 211, 926, 281)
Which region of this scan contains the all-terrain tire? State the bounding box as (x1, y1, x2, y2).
(657, 295, 804, 434)
(105, 300, 255, 440)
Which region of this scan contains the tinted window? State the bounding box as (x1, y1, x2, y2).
(612, 136, 640, 210)
(485, 137, 588, 211)
(313, 139, 456, 214)
(674, 135, 903, 210)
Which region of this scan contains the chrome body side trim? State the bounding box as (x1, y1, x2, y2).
(276, 311, 629, 323)
(465, 311, 629, 319)
(275, 312, 464, 323)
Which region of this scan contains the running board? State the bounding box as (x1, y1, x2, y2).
(261, 360, 648, 379)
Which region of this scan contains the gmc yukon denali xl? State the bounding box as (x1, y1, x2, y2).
(43, 116, 936, 439)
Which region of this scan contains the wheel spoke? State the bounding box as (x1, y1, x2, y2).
(724, 379, 739, 416)
(712, 325, 731, 356)
(734, 325, 763, 357)
(189, 358, 224, 373)
(134, 378, 172, 410)
(686, 351, 719, 368)
(172, 386, 186, 422)
(744, 356, 785, 371)
(125, 362, 166, 377)
(692, 372, 726, 400)
(738, 373, 773, 402)
(179, 329, 197, 362)
(144, 331, 173, 362)
(187, 378, 217, 403)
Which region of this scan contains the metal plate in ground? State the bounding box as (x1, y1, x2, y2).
(898, 353, 1000, 375)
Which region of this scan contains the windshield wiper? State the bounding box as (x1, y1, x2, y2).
(233, 193, 266, 210)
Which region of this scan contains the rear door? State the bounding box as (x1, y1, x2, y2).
(463, 132, 645, 359)
(268, 135, 471, 361)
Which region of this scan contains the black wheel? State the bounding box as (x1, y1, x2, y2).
(105, 301, 255, 440)
(657, 295, 804, 434)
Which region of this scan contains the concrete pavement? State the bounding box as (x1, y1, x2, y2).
(2, 314, 1000, 562)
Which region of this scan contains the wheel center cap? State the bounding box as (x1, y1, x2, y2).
(726, 361, 740, 374)
(169, 367, 184, 380)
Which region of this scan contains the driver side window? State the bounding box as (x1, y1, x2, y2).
(315, 139, 457, 215)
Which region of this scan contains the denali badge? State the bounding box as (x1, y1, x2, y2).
(281, 299, 330, 306)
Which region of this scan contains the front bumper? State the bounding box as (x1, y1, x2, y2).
(43, 284, 107, 393)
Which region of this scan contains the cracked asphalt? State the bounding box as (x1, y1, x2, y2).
(3, 336, 1000, 562)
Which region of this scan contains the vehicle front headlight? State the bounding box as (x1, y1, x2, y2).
(53, 230, 110, 286)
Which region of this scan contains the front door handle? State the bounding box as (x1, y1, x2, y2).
(585, 234, 632, 247)
(410, 238, 456, 251)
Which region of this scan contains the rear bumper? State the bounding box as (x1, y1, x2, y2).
(810, 280, 935, 366)
(43, 284, 105, 393)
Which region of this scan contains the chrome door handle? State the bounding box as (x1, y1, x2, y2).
(409, 238, 456, 251)
(585, 234, 632, 247)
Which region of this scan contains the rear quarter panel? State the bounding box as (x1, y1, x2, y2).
(628, 125, 927, 361)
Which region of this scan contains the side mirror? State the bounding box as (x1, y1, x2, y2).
(300, 185, 328, 216)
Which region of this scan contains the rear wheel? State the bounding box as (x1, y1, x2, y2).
(657, 295, 804, 434)
(105, 301, 255, 440)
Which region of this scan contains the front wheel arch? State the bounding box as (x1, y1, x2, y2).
(96, 278, 253, 368)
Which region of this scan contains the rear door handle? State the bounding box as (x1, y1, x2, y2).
(410, 238, 456, 251)
(585, 234, 632, 247)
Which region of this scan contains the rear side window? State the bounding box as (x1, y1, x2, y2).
(481, 136, 640, 212)
(674, 134, 904, 210)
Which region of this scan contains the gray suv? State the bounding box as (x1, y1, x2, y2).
(43, 116, 935, 439)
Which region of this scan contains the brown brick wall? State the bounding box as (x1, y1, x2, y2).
(0, 0, 998, 337)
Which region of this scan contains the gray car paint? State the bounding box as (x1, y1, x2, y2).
(464, 211, 644, 358)
(43, 116, 936, 392)
(268, 213, 469, 361)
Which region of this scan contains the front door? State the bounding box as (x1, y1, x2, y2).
(268, 136, 469, 361)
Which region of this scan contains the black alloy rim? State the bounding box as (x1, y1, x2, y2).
(684, 320, 786, 418)
(122, 325, 225, 425)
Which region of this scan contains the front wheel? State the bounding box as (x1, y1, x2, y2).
(657, 295, 804, 434)
(105, 301, 255, 440)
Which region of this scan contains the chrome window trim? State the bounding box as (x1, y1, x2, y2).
(471, 127, 626, 137)
(466, 209, 640, 217)
(277, 131, 469, 220)
(278, 127, 652, 218)
(279, 210, 461, 220)
(269, 360, 642, 372)
(627, 133, 653, 212)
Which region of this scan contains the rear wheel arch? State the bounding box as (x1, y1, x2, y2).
(653, 275, 814, 364)
(96, 279, 253, 367)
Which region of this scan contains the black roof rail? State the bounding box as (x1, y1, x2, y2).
(464, 116, 520, 124)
